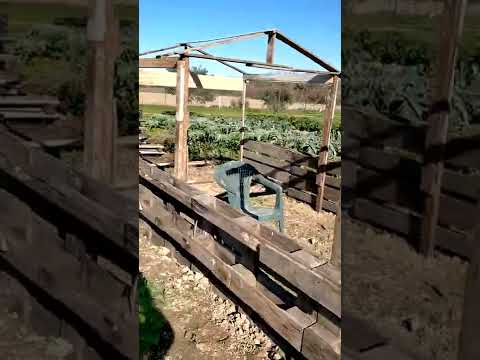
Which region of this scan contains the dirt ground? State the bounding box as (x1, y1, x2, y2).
(178, 164, 336, 261)
(0, 297, 73, 359)
(344, 217, 467, 360)
(139, 231, 286, 360)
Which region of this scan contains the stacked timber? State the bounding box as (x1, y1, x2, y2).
(139, 158, 341, 360)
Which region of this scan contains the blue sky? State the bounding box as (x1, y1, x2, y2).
(140, 0, 341, 77)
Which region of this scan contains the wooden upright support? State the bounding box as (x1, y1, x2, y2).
(420, 0, 467, 256)
(239, 79, 247, 160)
(174, 58, 190, 181)
(84, 0, 119, 184)
(330, 197, 341, 267)
(266, 31, 276, 64)
(316, 76, 339, 212)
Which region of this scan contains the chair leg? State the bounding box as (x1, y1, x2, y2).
(278, 218, 285, 233)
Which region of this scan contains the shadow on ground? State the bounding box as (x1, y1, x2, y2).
(139, 273, 174, 360)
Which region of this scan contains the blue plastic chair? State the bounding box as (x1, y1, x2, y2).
(214, 161, 285, 232)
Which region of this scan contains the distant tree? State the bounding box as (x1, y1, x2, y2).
(190, 65, 209, 75)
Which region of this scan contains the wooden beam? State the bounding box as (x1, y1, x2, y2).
(266, 31, 276, 64)
(316, 76, 339, 211)
(181, 30, 272, 52)
(178, 53, 292, 69)
(83, 0, 118, 184)
(420, 0, 467, 257)
(186, 45, 246, 74)
(173, 59, 189, 181)
(275, 31, 339, 73)
(139, 57, 177, 68)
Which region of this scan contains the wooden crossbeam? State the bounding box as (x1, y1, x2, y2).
(139, 57, 178, 68)
(174, 52, 292, 69)
(275, 31, 339, 73)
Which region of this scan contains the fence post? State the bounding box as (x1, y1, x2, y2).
(316, 76, 339, 212)
(239, 79, 247, 160)
(84, 0, 119, 184)
(174, 58, 189, 181)
(420, 0, 467, 256)
(330, 197, 341, 267)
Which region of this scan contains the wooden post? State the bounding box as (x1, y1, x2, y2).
(315, 76, 339, 212)
(174, 58, 189, 181)
(330, 197, 341, 267)
(266, 31, 276, 64)
(239, 79, 247, 161)
(84, 0, 119, 184)
(420, 0, 467, 256)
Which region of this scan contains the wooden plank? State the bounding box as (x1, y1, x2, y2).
(358, 146, 480, 200)
(244, 140, 317, 168)
(275, 31, 339, 73)
(0, 96, 59, 107)
(316, 76, 339, 211)
(0, 224, 137, 360)
(287, 188, 337, 213)
(343, 105, 426, 153)
(290, 249, 325, 269)
(173, 58, 189, 181)
(445, 135, 480, 170)
(181, 52, 292, 69)
(301, 322, 340, 360)
(139, 57, 177, 68)
(191, 194, 260, 251)
(1, 111, 59, 121)
(421, 0, 468, 256)
(260, 244, 341, 317)
(0, 160, 138, 263)
(29, 148, 137, 221)
(244, 158, 291, 184)
(141, 216, 312, 352)
(266, 31, 276, 64)
(353, 198, 471, 258)
(357, 162, 478, 231)
(184, 30, 269, 53)
(244, 149, 291, 171)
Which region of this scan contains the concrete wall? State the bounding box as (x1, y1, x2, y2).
(139, 91, 326, 111)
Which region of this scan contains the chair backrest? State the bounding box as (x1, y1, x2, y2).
(214, 161, 259, 209)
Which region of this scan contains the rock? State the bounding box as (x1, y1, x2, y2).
(158, 247, 170, 256)
(45, 337, 74, 357)
(196, 343, 209, 352)
(273, 354, 282, 360)
(226, 304, 236, 315)
(198, 277, 210, 289)
(254, 338, 262, 346)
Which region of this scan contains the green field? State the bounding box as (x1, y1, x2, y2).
(141, 104, 342, 131)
